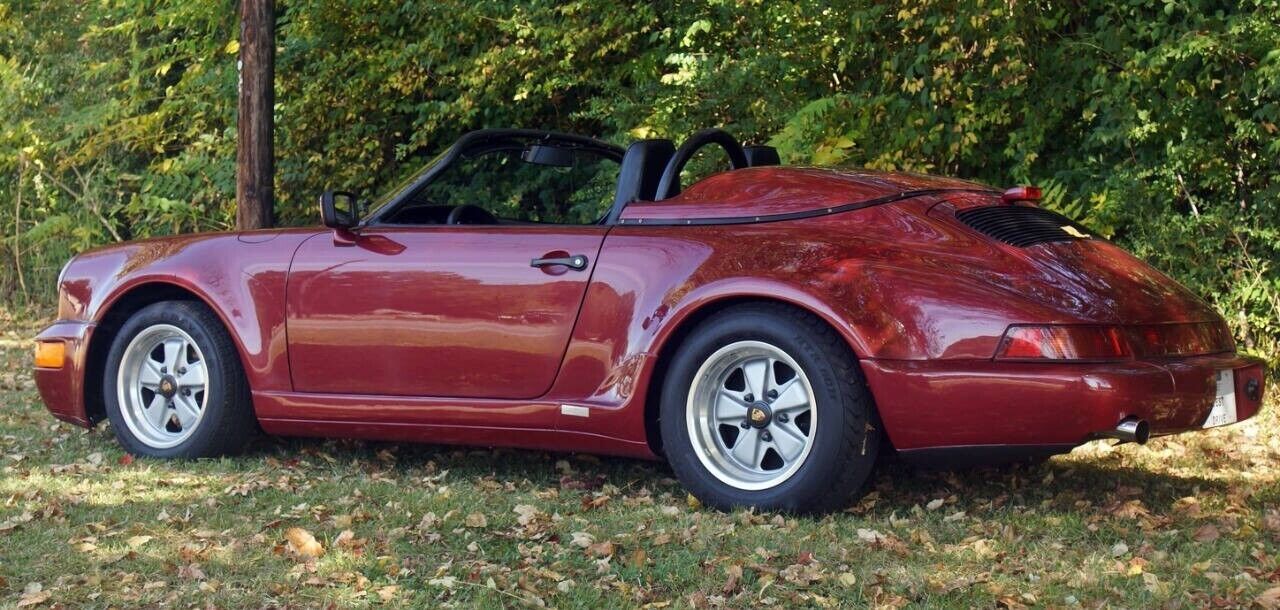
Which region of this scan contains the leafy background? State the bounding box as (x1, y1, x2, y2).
(1, 0, 1277, 364)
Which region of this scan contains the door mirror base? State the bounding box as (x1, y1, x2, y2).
(331, 227, 358, 247)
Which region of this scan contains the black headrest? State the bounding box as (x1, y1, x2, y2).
(605, 139, 675, 223)
(743, 145, 781, 167)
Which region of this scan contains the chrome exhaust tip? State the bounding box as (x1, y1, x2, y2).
(1098, 417, 1150, 444)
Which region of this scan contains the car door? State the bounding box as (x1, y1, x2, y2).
(284, 134, 622, 400)
(285, 225, 605, 399)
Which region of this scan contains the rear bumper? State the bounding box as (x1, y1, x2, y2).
(862, 353, 1266, 452)
(32, 320, 96, 428)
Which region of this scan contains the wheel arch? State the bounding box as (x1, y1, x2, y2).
(83, 281, 242, 425)
(641, 293, 872, 457)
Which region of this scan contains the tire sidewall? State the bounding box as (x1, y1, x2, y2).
(104, 302, 239, 458)
(660, 309, 874, 512)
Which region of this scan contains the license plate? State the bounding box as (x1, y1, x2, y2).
(1202, 370, 1238, 428)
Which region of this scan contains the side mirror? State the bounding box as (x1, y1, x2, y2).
(319, 190, 360, 229)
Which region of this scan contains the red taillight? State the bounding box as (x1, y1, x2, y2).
(1127, 322, 1234, 358)
(996, 322, 1235, 361)
(1001, 186, 1042, 203)
(997, 325, 1131, 360)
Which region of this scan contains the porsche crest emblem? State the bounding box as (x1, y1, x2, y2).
(159, 379, 175, 395)
(749, 408, 767, 423)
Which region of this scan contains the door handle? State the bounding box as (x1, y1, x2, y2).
(530, 254, 589, 271)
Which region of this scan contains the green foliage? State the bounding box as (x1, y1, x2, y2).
(1, 0, 1277, 361)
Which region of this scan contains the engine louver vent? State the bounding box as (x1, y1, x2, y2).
(955, 206, 1093, 248)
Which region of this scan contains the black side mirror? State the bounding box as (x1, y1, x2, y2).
(319, 190, 359, 229)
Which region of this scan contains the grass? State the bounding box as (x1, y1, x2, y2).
(1, 320, 1278, 608)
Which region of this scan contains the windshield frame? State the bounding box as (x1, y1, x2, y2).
(361, 129, 625, 227)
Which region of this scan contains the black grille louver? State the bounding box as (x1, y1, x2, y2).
(955, 205, 1092, 248)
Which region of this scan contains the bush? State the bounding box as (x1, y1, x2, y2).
(1, 0, 1275, 363)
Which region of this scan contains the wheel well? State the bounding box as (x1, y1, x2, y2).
(642, 296, 863, 457)
(82, 283, 208, 425)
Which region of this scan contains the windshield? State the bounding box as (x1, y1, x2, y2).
(362, 147, 452, 220)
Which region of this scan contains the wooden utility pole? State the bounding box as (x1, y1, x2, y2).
(235, 0, 275, 230)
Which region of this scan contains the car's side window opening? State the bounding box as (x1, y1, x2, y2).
(383, 146, 620, 226)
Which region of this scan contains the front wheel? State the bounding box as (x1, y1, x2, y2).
(659, 304, 880, 513)
(104, 300, 257, 458)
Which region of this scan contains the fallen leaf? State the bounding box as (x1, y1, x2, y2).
(686, 494, 702, 510)
(722, 565, 743, 594)
(1256, 586, 1280, 610)
(0, 511, 33, 532)
(464, 512, 488, 528)
(17, 583, 50, 608)
(377, 585, 399, 602)
(570, 531, 594, 548)
(284, 527, 324, 559)
(428, 576, 457, 589)
(1111, 541, 1129, 557)
(559, 473, 606, 490)
(780, 560, 823, 585)
(582, 494, 611, 510)
(1263, 510, 1280, 533)
(177, 564, 206, 580)
(417, 512, 439, 530)
(513, 504, 541, 526)
(127, 535, 153, 549)
(926, 498, 945, 511)
(857, 528, 885, 544)
(334, 530, 356, 548)
(1193, 524, 1220, 543)
(944, 511, 967, 522)
(838, 572, 857, 587)
(996, 594, 1028, 609)
(586, 541, 615, 557)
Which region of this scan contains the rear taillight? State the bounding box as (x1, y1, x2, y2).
(1127, 322, 1234, 358)
(1001, 186, 1042, 203)
(997, 325, 1130, 360)
(995, 323, 1233, 361)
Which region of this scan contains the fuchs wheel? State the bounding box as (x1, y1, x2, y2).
(659, 303, 880, 513)
(104, 301, 257, 458)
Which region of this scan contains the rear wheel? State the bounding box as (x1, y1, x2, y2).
(659, 303, 880, 513)
(104, 301, 257, 458)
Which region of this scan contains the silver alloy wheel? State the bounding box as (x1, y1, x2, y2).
(686, 340, 818, 491)
(116, 324, 210, 449)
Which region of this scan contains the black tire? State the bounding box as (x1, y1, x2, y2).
(104, 300, 258, 458)
(658, 303, 880, 513)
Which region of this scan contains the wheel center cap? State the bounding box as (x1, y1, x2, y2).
(158, 376, 177, 398)
(747, 403, 772, 428)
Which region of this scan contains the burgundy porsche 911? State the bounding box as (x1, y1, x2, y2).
(33, 128, 1266, 512)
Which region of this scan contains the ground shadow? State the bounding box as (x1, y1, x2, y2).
(237, 432, 1233, 522)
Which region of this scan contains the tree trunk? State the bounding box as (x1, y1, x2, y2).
(235, 0, 274, 230)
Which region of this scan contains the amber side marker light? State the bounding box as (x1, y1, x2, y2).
(34, 341, 66, 369)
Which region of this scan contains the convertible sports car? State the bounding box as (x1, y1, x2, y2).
(33, 128, 1266, 512)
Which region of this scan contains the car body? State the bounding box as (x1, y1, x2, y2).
(32, 128, 1266, 510)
